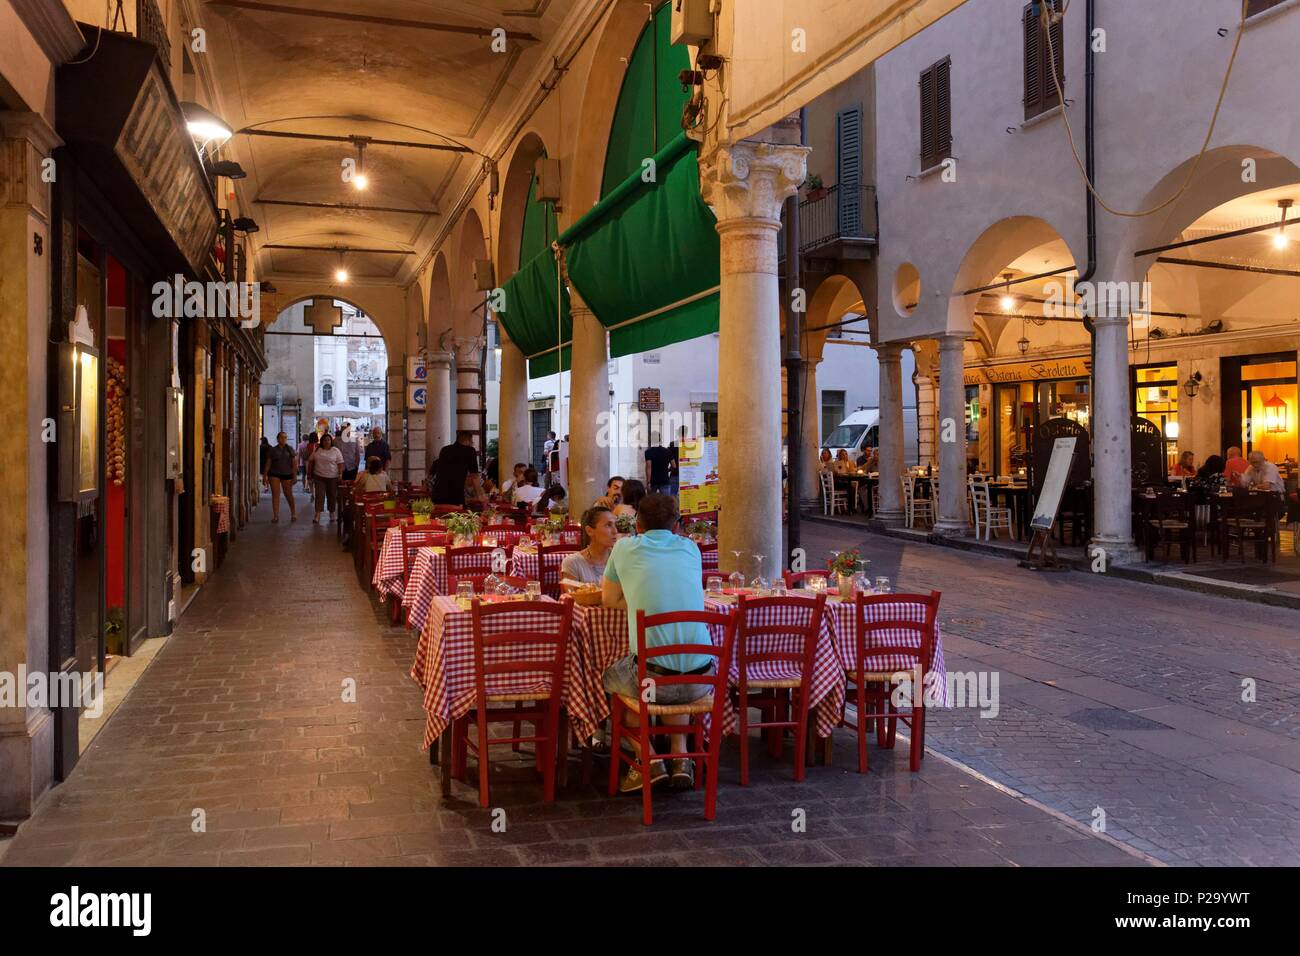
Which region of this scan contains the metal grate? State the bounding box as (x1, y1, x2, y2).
(137, 0, 172, 73)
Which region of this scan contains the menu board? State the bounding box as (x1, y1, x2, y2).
(678, 437, 719, 515)
(1030, 437, 1076, 532)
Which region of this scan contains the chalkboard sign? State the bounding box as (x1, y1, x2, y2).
(1130, 417, 1167, 486)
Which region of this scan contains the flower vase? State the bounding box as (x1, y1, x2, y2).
(836, 573, 855, 597)
(413, 514, 430, 526)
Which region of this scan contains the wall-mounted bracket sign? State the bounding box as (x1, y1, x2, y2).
(638, 387, 662, 413)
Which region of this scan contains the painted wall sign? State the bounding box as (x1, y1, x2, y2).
(114, 67, 219, 275)
(637, 387, 662, 412)
(964, 356, 1092, 386)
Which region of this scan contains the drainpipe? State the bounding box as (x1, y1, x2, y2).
(782, 108, 807, 569)
(1079, 0, 1099, 404)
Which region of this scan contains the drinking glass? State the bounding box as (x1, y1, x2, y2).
(525, 580, 542, 601)
(807, 574, 828, 594)
(705, 575, 724, 597)
(769, 577, 786, 597)
(874, 576, 891, 594)
(483, 571, 501, 596)
(456, 580, 474, 604)
(851, 572, 869, 596)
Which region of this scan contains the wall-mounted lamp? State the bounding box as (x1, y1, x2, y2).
(180, 102, 233, 157)
(233, 217, 259, 233)
(1264, 390, 1289, 433)
(1182, 371, 1203, 398)
(1273, 198, 1293, 250)
(999, 272, 1017, 313)
(334, 249, 349, 283)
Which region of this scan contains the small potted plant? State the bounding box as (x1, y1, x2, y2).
(614, 513, 636, 537)
(445, 511, 481, 547)
(827, 549, 867, 597)
(686, 519, 716, 542)
(411, 498, 434, 525)
(803, 173, 827, 201)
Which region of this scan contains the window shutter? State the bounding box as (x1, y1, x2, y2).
(1247, 0, 1288, 16)
(1047, 7, 1064, 105)
(919, 65, 936, 169)
(1023, 5, 1041, 114)
(836, 105, 863, 235)
(935, 58, 952, 162)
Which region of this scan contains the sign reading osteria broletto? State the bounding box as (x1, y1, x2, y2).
(964, 357, 1092, 386)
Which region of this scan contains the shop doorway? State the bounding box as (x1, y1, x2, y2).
(1222, 354, 1298, 469)
(530, 407, 551, 475)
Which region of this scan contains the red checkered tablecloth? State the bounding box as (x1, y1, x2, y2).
(404, 547, 516, 632)
(210, 496, 230, 534)
(372, 525, 407, 598)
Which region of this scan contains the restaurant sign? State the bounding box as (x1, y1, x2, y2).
(964, 356, 1091, 386)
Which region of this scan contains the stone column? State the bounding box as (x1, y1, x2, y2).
(874, 343, 906, 526)
(1090, 308, 1141, 564)
(932, 333, 970, 535)
(0, 111, 58, 817)
(497, 330, 530, 483)
(701, 140, 808, 573)
(799, 358, 822, 506)
(566, 286, 609, 513)
(425, 350, 454, 461)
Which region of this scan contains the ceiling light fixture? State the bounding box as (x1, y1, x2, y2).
(180, 102, 233, 151)
(334, 248, 350, 283)
(999, 272, 1016, 313)
(352, 141, 369, 191)
(1273, 198, 1293, 250)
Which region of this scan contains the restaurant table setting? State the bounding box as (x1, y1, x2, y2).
(409, 585, 947, 762)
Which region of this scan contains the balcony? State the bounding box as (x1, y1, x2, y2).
(779, 183, 878, 265)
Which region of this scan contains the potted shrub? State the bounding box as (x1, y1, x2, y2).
(411, 498, 434, 525)
(686, 519, 716, 542)
(445, 511, 481, 547)
(827, 549, 868, 596)
(803, 173, 827, 202)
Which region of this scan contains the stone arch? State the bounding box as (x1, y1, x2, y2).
(802, 273, 870, 361)
(496, 130, 551, 282)
(452, 207, 488, 341)
(567, 1, 659, 221)
(427, 252, 453, 349)
(266, 287, 400, 356)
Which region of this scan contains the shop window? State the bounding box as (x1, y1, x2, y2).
(1240, 357, 1297, 469)
(821, 390, 846, 442)
(701, 403, 718, 439)
(1134, 364, 1178, 471)
(349, 397, 359, 408)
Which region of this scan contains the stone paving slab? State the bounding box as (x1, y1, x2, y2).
(0, 501, 1137, 868)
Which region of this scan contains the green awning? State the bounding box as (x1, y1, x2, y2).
(495, 248, 571, 377)
(561, 131, 719, 358)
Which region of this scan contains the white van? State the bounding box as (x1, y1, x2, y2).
(823, 408, 919, 468)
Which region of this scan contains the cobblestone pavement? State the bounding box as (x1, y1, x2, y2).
(800, 518, 1300, 866)
(0, 502, 1138, 867)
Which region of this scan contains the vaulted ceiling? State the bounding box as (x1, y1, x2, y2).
(193, 0, 581, 287)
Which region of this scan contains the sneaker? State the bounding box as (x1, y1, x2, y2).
(619, 759, 669, 793)
(669, 758, 694, 790)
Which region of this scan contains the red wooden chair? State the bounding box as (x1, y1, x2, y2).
(844, 590, 941, 773)
(451, 598, 574, 806)
(697, 541, 719, 571)
(734, 592, 827, 784)
(607, 609, 736, 825)
(538, 542, 579, 598)
(446, 572, 494, 594)
(446, 545, 496, 589)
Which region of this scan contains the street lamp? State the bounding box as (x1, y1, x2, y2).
(1182, 371, 1202, 398)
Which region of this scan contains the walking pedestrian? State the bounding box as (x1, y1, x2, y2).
(338, 423, 361, 481)
(263, 431, 298, 523)
(312, 433, 345, 523)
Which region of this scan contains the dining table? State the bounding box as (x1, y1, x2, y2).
(984, 481, 1032, 540)
(410, 589, 948, 793)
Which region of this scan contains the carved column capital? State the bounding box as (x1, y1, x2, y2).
(700, 140, 809, 225)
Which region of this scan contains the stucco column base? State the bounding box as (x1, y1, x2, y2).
(932, 333, 969, 536)
(1088, 535, 1143, 568)
(566, 288, 608, 515)
(873, 342, 906, 528)
(702, 140, 808, 573)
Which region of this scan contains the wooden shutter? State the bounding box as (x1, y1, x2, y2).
(919, 64, 936, 169)
(1247, 0, 1288, 16)
(935, 58, 951, 162)
(836, 105, 863, 235)
(1025, 1, 1063, 119)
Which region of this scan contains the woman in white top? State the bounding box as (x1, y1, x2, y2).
(354, 456, 392, 494)
(311, 433, 346, 523)
(561, 506, 617, 587)
(512, 466, 544, 509)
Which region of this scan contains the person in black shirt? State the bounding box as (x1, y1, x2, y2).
(644, 439, 673, 495)
(431, 431, 486, 506)
(364, 427, 391, 470)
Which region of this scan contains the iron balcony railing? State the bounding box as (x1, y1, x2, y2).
(778, 183, 879, 259)
(137, 0, 171, 73)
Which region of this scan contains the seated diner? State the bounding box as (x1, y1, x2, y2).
(561, 505, 616, 585)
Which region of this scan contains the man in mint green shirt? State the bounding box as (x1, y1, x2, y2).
(602, 493, 714, 792)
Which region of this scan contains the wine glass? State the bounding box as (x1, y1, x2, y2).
(728, 550, 745, 590)
(750, 553, 768, 593)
